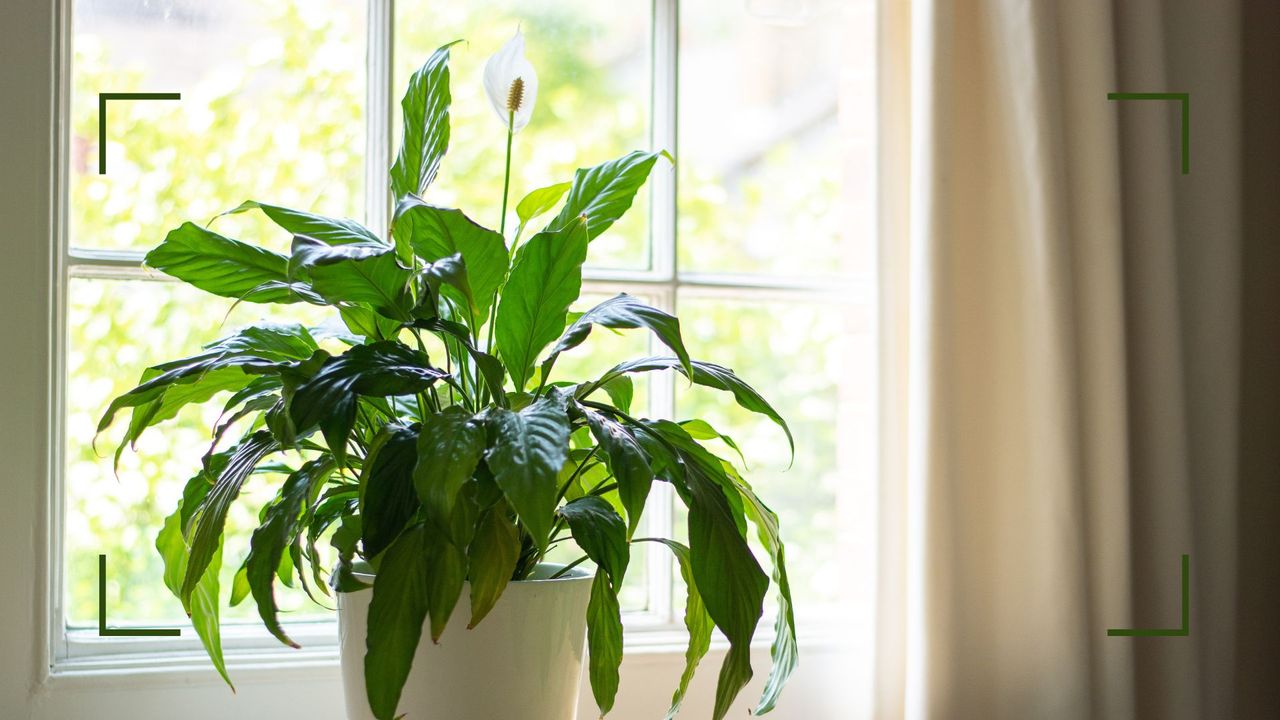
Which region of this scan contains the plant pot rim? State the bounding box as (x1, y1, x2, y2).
(345, 560, 594, 588)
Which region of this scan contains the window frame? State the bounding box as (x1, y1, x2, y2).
(22, 0, 861, 709)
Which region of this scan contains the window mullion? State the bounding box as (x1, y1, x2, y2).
(365, 0, 395, 235)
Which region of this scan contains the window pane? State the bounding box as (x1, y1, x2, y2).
(674, 293, 873, 612)
(65, 277, 333, 626)
(677, 3, 873, 279)
(395, 1, 652, 270)
(70, 0, 367, 253)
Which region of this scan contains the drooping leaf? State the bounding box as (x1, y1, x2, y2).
(680, 418, 748, 469)
(494, 219, 589, 391)
(157, 477, 230, 688)
(220, 200, 381, 245)
(582, 356, 794, 457)
(245, 457, 334, 649)
(542, 293, 692, 387)
(145, 221, 294, 302)
(289, 235, 413, 320)
(365, 525, 429, 720)
(392, 198, 509, 322)
(638, 539, 713, 720)
(181, 430, 277, 608)
(423, 534, 467, 643)
(575, 404, 654, 538)
(601, 375, 634, 414)
(515, 181, 572, 228)
(545, 150, 669, 241)
(414, 407, 485, 533)
(586, 573, 624, 716)
(290, 343, 445, 463)
(390, 41, 461, 200)
(735, 477, 799, 715)
(558, 496, 629, 590)
(466, 503, 520, 627)
(359, 425, 420, 558)
(484, 392, 571, 552)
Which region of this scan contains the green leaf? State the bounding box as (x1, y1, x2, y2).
(586, 573, 624, 716)
(484, 392, 571, 552)
(392, 198, 509, 322)
(181, 431, 277, 608)
(542, 293, 693, 385)
(157, 481, 231, 689)
(545, 150, 669, 241)
(558, 496, 629, 590)
(359, 425, 420, 558)
(423, 534, 467, 643)
(515, 181, 572, 227)
(415, 317, 507, 405)
(576, 405, 654, 538)
(735, 479, 798, 715)
(289, 235, 412, 320)
(290, 342, 445, 463)
(680, 419, 748, 469)
(390, 41, 461, 200)
(414, 407, 485, 533)
(495, 219, 589, 391)
(145, 221, 294, 302)
(638, 539, 712, 720)
(416, 252, 474, 317)
(220, 200, 380, 245)
(601, 375, 634, 414)
(340, 305, 403, 341)
(245, 458, 334, 649)
(584, 356, 794, 457)
(365, 525, 429, 720)
(465, 504, 520, 627)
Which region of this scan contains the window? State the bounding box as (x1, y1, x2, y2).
(55, 0, 876, 702)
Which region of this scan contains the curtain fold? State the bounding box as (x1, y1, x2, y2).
(875, 1, 1267, 717)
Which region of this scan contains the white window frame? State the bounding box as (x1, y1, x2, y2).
(2, 0, 860, 716)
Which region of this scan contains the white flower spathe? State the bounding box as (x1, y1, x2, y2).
(483, 31, 538, 133)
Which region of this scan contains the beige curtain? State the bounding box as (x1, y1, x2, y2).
(875, 1, 1278, 718)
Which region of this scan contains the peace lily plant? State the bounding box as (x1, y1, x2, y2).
(99, 33, 797, 720)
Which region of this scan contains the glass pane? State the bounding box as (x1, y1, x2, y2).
(677, 3, 874, 279)
(395, 0, 652, 270)
(673, 293, 873, 613)
(70, 0, 367, 254)
(65, 278, 333, 626)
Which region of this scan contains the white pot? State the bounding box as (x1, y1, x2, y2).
(337, 563, 594, 720)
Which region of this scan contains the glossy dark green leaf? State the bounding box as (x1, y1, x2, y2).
(157, 481, 230, 688)
(586, 573, 623, 715)
(289, 235, 412, 320)
(181, 430, 277, 608)
(639, 539, 712, 720)
(245, 458, 334, 648)
(466, 504, 520, 627)
(545, 150, 669, 241)
(221, 200, 381, 245)
(145, 221, 293, 302)
(414, 407, 485, 533)
(558, 496, 628, 590)
(575, 405, 652, 537)
(392, 198, 509, 322)
(424, 534, 467, 643)
(515, 181, 572, 228)
(340, 305, 403, 341)
(359, 425, 420, 558)
(365, 525, 429, 720)
(583, 355, 794, 457)
(484, 392, 571, 552)
(291, 342, 444, 462)
(494, 219, 589, 391)
(416, 252, 474, 317)
(390, 41, 461, 200)
(542, 293, 692, 388)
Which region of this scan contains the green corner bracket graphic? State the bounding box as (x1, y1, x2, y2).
(1107, 553, 1190, 637)
(97, 92, 181, 175)
(1107, 92, 1190, 174)
(98, 554, 181, 637)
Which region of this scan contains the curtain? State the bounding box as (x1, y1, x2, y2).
(875, 1, 1279, 718)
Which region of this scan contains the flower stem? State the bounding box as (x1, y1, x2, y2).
(486, 112, 516, 356)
